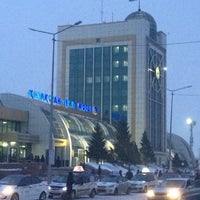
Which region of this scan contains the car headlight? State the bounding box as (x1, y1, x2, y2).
(62, 187, 67, 191)
(146, 189, 155, 198)
(2, 186, 14, 196)
(48, 186, 52, 190)
(167, 188, 181, 199)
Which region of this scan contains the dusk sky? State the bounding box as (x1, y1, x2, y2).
(1, 0, 200, 156)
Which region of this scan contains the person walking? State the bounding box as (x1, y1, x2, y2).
(125, 168, 133, 180)
(65, 171, 74, 200)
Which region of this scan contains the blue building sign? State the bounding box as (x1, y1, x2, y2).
(28, 89, 98, 114)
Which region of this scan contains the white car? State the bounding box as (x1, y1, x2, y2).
(129, 173, 157, 192)
(48, 172, 97, 199)
(146, 177, 192, 200)
(0, 174, 48, 200)
(97, 175, 132, 195)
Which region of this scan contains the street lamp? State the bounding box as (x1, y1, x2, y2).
(168, 85, 192, 172)
(29, 20, 82, 184)
(186, 118, 196, 151)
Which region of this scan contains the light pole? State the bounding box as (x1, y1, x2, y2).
(168, 85, 192, 172)
(186, 118, 196, 151)
(29, 20, 82, 184)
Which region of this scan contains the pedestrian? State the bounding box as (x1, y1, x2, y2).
(98, 165, 102, 180)
(119, 170, 123, 176)
(125, 168, 133, 180)
(65, 171, 74, 200)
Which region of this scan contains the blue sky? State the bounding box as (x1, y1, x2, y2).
(1, 0, 200, 156)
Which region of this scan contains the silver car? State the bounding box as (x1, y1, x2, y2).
(97, 175, 132, 195)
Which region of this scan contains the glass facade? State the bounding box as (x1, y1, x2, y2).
(69, 45, 128, 123)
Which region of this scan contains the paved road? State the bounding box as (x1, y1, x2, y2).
(48, 192, 147, 200)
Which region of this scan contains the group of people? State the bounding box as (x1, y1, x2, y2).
(119, 168, 133, 180)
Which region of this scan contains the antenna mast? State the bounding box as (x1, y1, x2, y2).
(138, 0, 141, 11)
(101, 0, 104, 22)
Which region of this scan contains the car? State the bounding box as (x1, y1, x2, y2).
(48, 172, 97, 199)
(129, 173, 157, 192)
(96, 174, 132, 195)
(146, 178, 192, 200)
(0, 174, 48, 200)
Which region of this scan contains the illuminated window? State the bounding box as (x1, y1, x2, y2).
(123, 46, 128, 52)
(113, 46, 120, 53)
(123, 61, 128, 67)
(123, 75, 128, 81)
(122, 105, 127, 111)
(86, 77, 92, 83)
(113, 105, 119, 112)
(113, 60, 119, 67)
(113, 75, 119, 82)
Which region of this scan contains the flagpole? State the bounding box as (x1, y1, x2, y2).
(129, 0, 141, 11)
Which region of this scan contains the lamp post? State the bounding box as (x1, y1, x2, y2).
(29, 20, 82, 184)
(186, 118, 196, 151)
(168, 85, 192, 172)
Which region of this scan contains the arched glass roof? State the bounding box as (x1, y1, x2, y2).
(167, 133, 195, 166)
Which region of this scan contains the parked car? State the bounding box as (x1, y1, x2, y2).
(48, 172, 97, 199)
(146, 177, 192, 200)
(96, 174, 132, 195)
(0, 174, 48, 200)
(129, 173, 157, 192)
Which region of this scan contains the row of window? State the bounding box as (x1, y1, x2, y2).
(86, 75, 128, 83)
(0, 120, 21, 133)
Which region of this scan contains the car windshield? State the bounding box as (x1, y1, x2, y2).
(53, 175, 68, 183)
(160, 180, 186, 188)
(101, 176, 118, 182)
(159, 173, 181, 180)
(0, 175, 24, 185)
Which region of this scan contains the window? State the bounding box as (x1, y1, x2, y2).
(123, 46, 128, 52)
(113, 75, 119, 82)
(113, 105, 119, 112)
(122, 105, 128, 111)
(95, 76, 101, 83)
(86, 77, 92, 83)
(123, 75, 128, 81)
(113, 46, 120, 53)
(104, 76, 110, 82)
(113, 60, 119, 68)
(123, 60, 128, 67)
